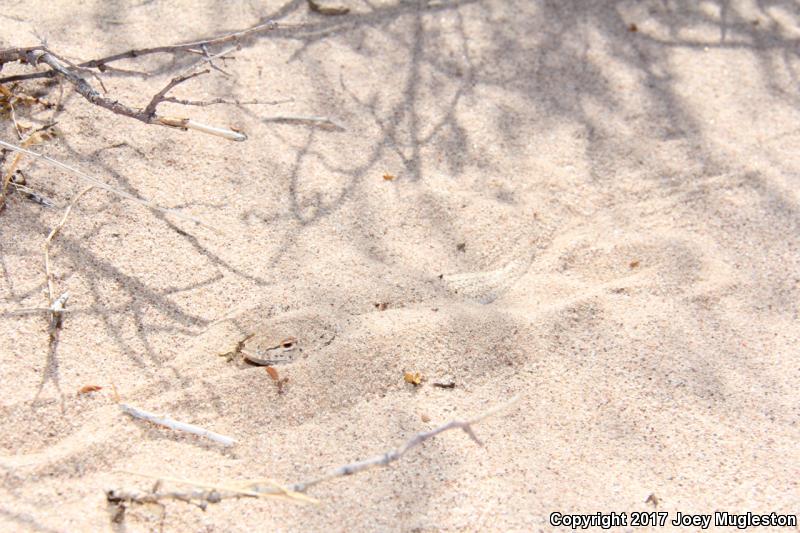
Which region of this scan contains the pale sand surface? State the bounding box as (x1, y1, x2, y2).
(1, 1, 799, 531)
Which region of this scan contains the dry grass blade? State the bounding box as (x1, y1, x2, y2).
(44, 186, 93, 303)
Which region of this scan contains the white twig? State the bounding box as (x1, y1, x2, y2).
(156, 117, 247, 141)
(109, 395, 520, 507)
(49, 291, 69, 315)
(119, 403, 236, 447)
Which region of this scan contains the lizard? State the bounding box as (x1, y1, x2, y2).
(188, 241, 538, 369)
(215, 308, 339, 366)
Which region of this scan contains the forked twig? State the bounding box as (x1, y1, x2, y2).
(77, 20, 289, 71)
(107, 395, 521, 507)
(289, 394, 520, 493)
(0, 48, 246, 141)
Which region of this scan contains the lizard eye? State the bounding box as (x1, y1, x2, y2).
(280, 337, 297, 349)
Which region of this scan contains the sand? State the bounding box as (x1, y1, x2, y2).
(1, 1, 798, 531)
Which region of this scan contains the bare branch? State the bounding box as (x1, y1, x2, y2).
(162, 96, 291, 107)
(77, 20, 291, 70)
(143, 69, 209, 117)
(197, 44, 235, 77)
(0, 47, 246, 141)
(0, 71, 57, 84)
(106, 395, 521, 507)
(289, 395, 520, 493)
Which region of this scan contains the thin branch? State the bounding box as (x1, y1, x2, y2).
(290, 395, 520, 493)
(107, 395, 521, 507)
(0, 47, 246, 141)
(157, 118, 248, 141)
(0, 70, 56, 84)
(29, 49, 151, 123)
(1, 307, 72, 317)
(162, 96, 292, 107)
(196, 44, 236, 77)
(8, 100, 23, 139)
(111, 472, 317, 507)
(119, 403, 237, 447)
(76, 20, 292, 70)
(143, 69, 209, 117)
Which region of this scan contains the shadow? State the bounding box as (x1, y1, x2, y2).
(0, 507, 62, 533)
(2, 0, 800, 529)
(32, 319, 65, 411)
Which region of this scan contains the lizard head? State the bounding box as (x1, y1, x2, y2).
(241, 335, 299, 366)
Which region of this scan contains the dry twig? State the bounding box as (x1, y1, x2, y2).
(119, 403, 237, 447)
(107, 395, 520, 508)
(0, 47, 246, 140)
(108, 472, 317, 510)
(289, 394, 520, 493)
(44, 186, 92, 306)
(77, 20, 292, 71)
(162, 96, 292, 107)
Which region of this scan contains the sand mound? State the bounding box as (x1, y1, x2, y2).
(1, 1, 798, 531)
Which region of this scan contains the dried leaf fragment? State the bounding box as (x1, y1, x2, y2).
(382, 173, 396, 181)
(629, 260, 640, 269)
(78, 385, 103, 394)
(421, 413, 431, 423)
(404, 372, 423, 386)
(265, 366, 279, 381)
(645, 493, 660, 507)
(374, 302, 389, 311)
